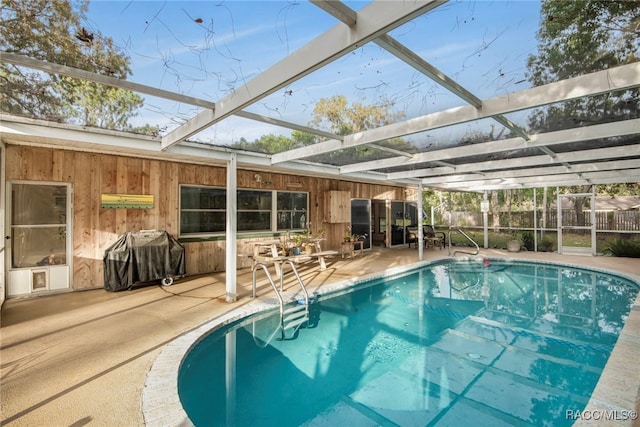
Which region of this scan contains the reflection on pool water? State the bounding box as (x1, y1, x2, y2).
(178, 259, 639, 426)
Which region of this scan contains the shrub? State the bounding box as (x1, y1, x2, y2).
(521, 231, 535, 251)
(605, 238, 640, 258)
(538, 236, 554, 252)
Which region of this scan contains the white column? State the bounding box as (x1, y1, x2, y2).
(590, 186, 596, 256)
(557, 187, 562, 254)
(482, 191, 489, 249)
(417, 183, 424, 261)
(225, 154, 237, 302)
(533, 188, 538, 251)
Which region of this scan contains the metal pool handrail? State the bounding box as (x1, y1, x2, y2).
(251, 260, 310, 341)
(448, 226, 480, 257)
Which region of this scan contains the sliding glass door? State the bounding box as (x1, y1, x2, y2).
(350, 199, 371, 250)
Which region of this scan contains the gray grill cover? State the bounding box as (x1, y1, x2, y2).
(103, 230, 185, 291)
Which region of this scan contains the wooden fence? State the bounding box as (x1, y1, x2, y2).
(443, 210, 640, 232)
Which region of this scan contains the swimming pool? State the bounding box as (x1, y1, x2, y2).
(176, 259, 639, 426)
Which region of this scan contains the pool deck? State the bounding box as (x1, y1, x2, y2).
(1, 247, 639, 426)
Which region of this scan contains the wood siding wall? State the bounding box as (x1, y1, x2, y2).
(5, 145, 411, 290)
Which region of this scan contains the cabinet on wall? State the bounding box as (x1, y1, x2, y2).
(325, 191, 351, 223)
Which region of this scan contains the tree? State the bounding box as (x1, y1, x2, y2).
(526, 1, 639, 224)
(229, 95, 414, 163)
(310, 95, 404, 134)
(0, 0, 153, 133)
(307, 95, 412, 164)
(527, 1, 639, 131)
(232, 134, 300, 154)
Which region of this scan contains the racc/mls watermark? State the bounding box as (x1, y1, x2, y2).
(566, 409, 638, 421)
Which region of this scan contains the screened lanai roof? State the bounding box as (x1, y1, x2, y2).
(1, 0, 639, 192)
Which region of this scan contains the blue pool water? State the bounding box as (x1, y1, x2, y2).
(178, 259, 639, 426)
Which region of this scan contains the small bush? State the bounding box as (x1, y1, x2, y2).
(539, 236, 554, 252)
(605, 238, 640, 258)
(521, 231, 535, 251)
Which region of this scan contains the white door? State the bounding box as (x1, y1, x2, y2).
(0, 146, 4, 306)
(7, 182, 72, 297)
(557, 189, 596, 256)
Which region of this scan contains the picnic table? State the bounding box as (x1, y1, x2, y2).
(251, 237, 338, 277)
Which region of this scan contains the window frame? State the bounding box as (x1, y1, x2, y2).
(179, 185, 227, 236)
(276, 190, 309, 232)
(179, 185, 309, 238)
(237, 189, 273, 232)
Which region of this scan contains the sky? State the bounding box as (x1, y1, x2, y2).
(81, 0, 543, 147)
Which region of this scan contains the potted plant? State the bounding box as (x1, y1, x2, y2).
(291, 233, 306, 255)
(507, 232, 521, 252)
(303, 228, 325, 254)
(344, 226, 353, 242)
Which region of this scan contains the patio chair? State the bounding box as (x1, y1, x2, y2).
(424, 225, 446, 249)
(407, 225, 446, 249)
(406, 227, 419, 248)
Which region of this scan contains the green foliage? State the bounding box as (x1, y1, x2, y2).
(129, 124, 162, 137)
(599, 183, 640, 196)
(529, 1, 639, 83)
(538, 236, 554, 252)
(526, 0, 639, 133)
(605, 239, 640, 258)
(310, 95, 404, 134)
(1, 0, 143, 130)
(291, 130, 317, 147)
(521, 231, 535, 251)
(230, 95, 414, 162)
(232, 134, 301, 154)
(59, 78, 143, 129)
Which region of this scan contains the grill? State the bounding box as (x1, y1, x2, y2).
(103, 230, 185, 291)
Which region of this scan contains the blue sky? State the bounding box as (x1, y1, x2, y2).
(82, 1, 543, 145)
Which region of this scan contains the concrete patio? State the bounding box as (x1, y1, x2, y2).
(1, 247, 639, 426)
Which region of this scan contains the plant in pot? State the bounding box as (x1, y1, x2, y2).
(298, 229, 314, 254)
(302, 228, 325, 254)
(344, 226, 353, 242)
(507, 232, 521, 252)
(291, 233, 306, 255)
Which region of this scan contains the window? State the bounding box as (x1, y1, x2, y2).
(180, 186, 226, 234)
(179, 186, 308, 236)
(277, 191, 308, 230)
(238, 190, 272, 231)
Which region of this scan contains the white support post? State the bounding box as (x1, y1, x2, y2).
(417, 183, 423, 261)
(590, 186, 596, 256)
(557, 186, 562, 254)
(533, 188, 538, 251)
(225, 154, 237, 302)
(482, 191, 489, 249)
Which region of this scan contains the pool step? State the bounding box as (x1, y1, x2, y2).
(253, 259, 311, 341)
(281, 303, 309, 338)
